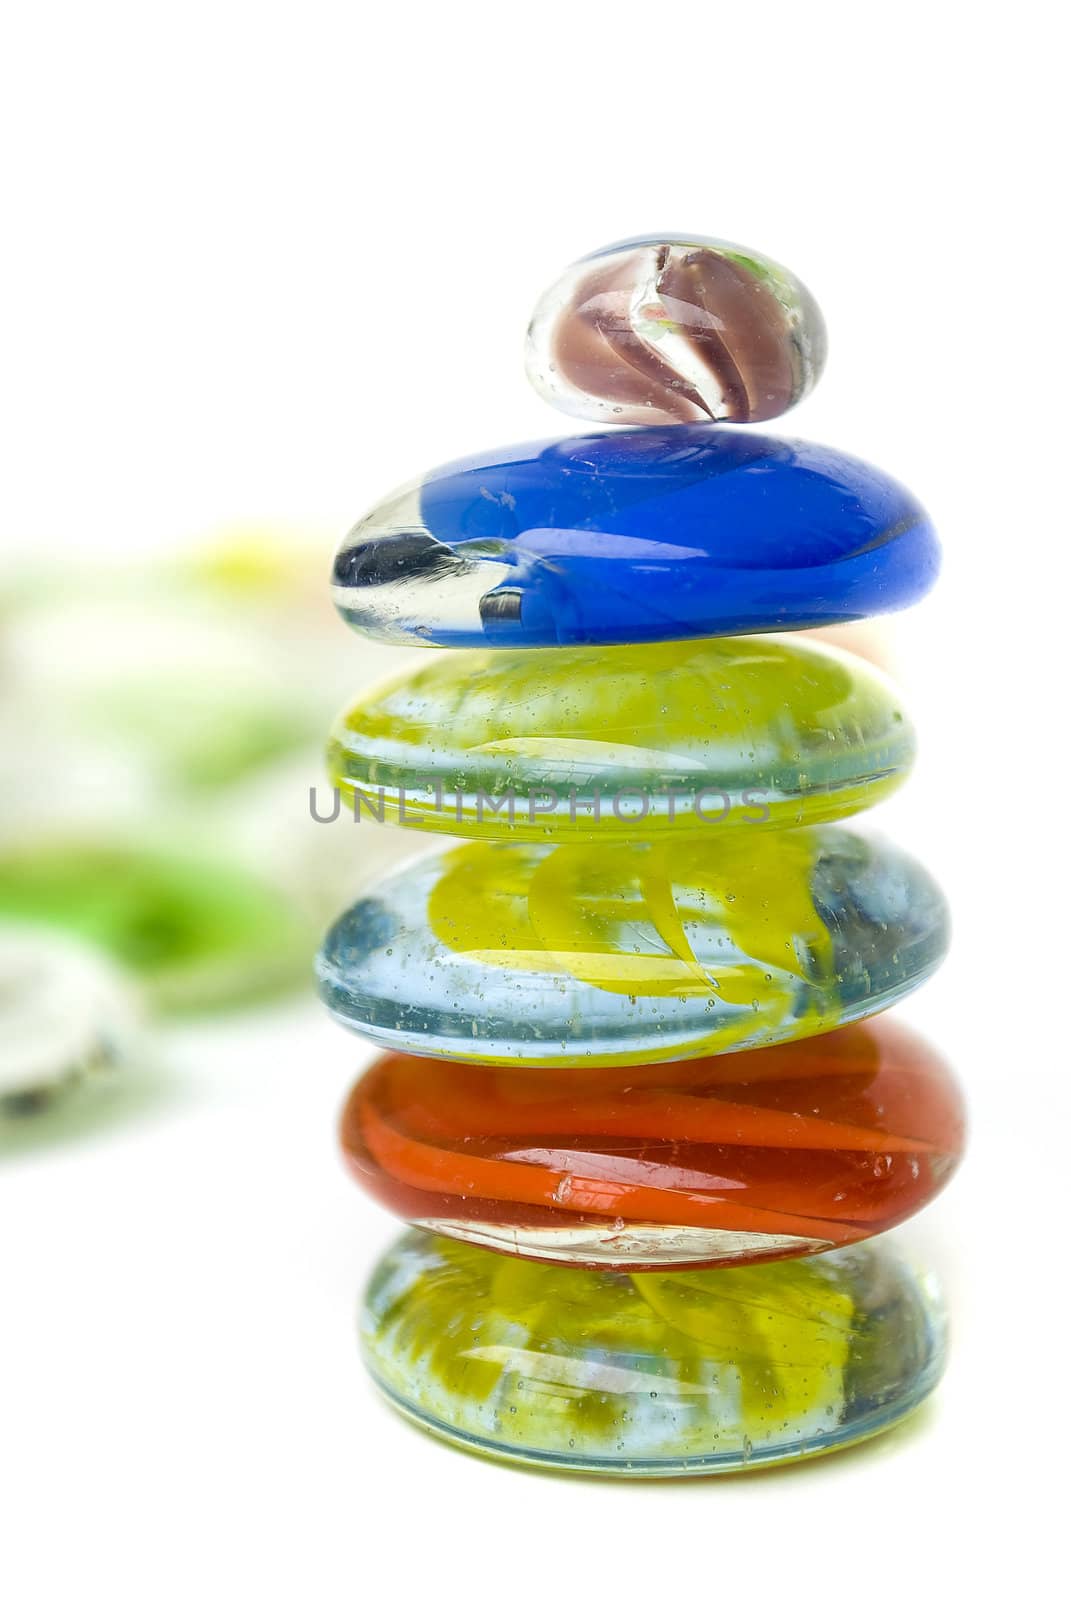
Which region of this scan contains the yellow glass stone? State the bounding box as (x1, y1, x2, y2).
(361, 1230, 947, 1475)
(328, 635, 912, 840)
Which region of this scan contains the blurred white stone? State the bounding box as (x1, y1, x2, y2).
(0, 923, 142, 1108)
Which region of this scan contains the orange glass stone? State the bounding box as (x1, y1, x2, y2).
(340, 1018, 964, 1270)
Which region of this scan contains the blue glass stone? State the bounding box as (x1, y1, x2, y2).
(332, 427, 939, 648)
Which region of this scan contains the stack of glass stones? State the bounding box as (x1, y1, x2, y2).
(318, 235, 962, 1477)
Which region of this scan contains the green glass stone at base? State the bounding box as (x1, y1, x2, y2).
(361, 1230, 946, 1477)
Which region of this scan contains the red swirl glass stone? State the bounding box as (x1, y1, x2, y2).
(340, 1019, 964, 1271)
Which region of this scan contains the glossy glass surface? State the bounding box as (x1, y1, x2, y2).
(340, 1020, 965, 1268)
(317, 829, 948, 1067)
(328, 636, 913, 840)
(362, 1229, 946, 1476)
(525, 235, 827, 426)
(0, 841, 312, 1012)
(331, 428, 938, 648)
(0, 924, 139, 1112)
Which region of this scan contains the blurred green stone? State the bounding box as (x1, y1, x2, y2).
(0, 841, 313, 1012)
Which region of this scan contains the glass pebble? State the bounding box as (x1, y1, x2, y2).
(328, 635, 913, 840)
(525, 235, 827, 426)
(341, 1019, 965, 1268)
(331, 428, 937, 648)
(0, 923, 140, 1112)
(317, 828, 948, 1066)
(0, 840, 313, 1012)
(361, 1228, 946, 1476)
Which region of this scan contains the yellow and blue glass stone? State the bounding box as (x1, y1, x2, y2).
(327, 635, 913, 841)
(331, 427, 938, 649)
(361, 1229, 946, 1476)
(316, 828, 948, 1067)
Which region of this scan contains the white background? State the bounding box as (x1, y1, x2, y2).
(2, 3, 1067, 1596)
